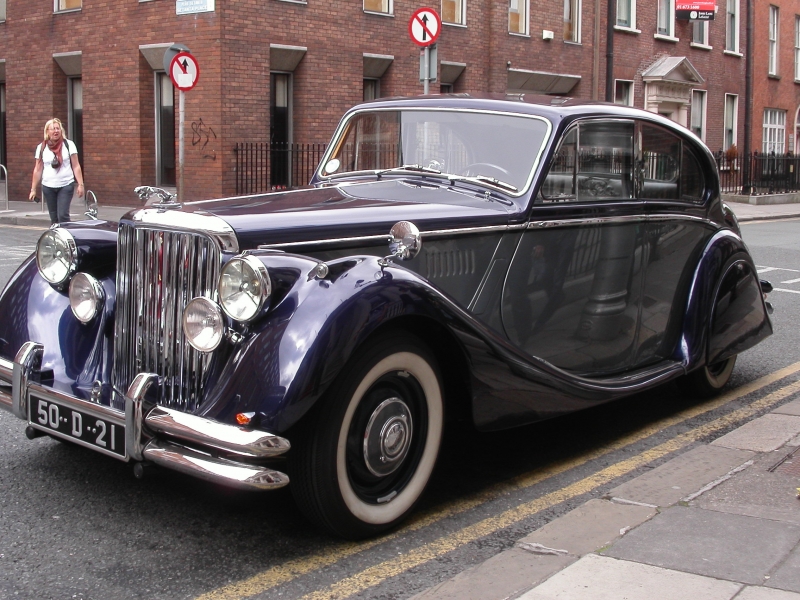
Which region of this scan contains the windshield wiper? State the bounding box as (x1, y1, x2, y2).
(446, 174, 518, 193)
(376, 164, 443, 178)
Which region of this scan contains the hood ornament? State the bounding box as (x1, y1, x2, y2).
(134, 186, 182, 211)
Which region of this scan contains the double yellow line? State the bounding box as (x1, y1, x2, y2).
(198, 362, 800, 600)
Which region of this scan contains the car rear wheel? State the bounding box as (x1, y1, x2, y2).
(678, 355, 737, 398)
(290, 332, 444, 539)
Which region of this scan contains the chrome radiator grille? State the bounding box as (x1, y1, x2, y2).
(112, 224, 221, 412)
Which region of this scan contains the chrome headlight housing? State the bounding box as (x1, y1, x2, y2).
(218, 255, 272, 322)
(36, 228, 77, 285)
(182, 297, 224, 352)
(69, 273, 104, 323)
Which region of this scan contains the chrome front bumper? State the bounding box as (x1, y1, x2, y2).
(0, 343, 290, 491)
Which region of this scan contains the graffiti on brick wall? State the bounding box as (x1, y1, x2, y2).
(191, 118, 217, 161)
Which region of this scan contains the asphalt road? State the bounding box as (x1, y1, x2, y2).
(0, 219, 798, 600)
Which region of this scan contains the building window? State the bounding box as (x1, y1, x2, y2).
(564, 0, 581, 42)
(155, 73, 175, 187)
(68, 78, 83, 158)
(656, 0, 674, 36)
(726, 0, 739, 52)
(795, 16, 800, 80)
(763, 109, 786, 153)
(724, 94, 738, 151)
(692, 20, 709, 45)
(442, 0, 465, 25)
(270, 72, 292, 188)
(0, 0, 6, 21)
(690, 89, 706, 141)
(614, 80, 633, 106)
(509, 0, 528, 34)
(363, 79, 380, 101)
(364, 0, 391, 14)
(440, 83, 454, 93)
(55, 0, 81, 10)
(769, 6, 779, 75)
(616, 0, 635, 28)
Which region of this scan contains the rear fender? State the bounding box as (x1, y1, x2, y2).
(677, 230, 772, 369)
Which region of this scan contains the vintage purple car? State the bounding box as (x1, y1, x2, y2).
(0, 95, 772, 538)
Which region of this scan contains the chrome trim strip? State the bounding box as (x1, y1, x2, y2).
(258, 223, 526, 251)
(12, 342, 43, 420)
(129, 209, 239, 253)
(528, 214, 711, 229)
(142, 439, 289, 491)
(0, 356, 13, 411)
(144, 406, 291, 458)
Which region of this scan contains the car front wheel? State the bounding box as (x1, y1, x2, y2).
(290, 333, 444, 539)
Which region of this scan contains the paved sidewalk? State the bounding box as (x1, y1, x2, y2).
(413, 399, 800, 600)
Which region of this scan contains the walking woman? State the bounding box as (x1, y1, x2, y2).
(29, 118, 85, 224)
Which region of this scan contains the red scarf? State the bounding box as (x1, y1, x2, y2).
(46, 138, 64, 168)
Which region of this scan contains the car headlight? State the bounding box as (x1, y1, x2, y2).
(183, 297, 224, 352)
(218, 255, 272, 321)
(36, 228, 77, 285)
(69, 273, 104, 323)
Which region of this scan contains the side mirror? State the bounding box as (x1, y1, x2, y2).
(388, 221, 422, 261)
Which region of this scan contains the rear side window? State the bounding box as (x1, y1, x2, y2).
(640, 124, 705, 202)
(539, 120, 634, 203)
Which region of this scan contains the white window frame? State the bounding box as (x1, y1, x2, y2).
(656, 0, 675, 39)
(441, 0, 466, 26)
(724, 94, 738, 151)
(795, 16, 800, 80)
(726, 0, 740, 53)
(690, 89, 707, 142)
(691, 20, 710, 47)
(363, 0, 392, 16)
(763, 108, 786, 153)
(509, 0, 529, 35)
(769, 6, 779, 75)
(614, 80, 634, 106)
(564, 0, 581, 42)
(616, 0, 636, 29)
(55, 0, 81, 11)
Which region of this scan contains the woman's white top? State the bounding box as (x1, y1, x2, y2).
(35, 139, 78, 188)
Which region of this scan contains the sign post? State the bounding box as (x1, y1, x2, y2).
(168, 51, 200, 203)
(408, 7, 441, 94)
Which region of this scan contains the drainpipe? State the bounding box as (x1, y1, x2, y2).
(593, 0, 601, 99)
(605, 0, 615, 101)
(742, 0, 753, 195)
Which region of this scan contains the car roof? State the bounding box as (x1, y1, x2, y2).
(346, 93, 696, 140)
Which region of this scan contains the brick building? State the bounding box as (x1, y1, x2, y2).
(0, 0, 782, 206)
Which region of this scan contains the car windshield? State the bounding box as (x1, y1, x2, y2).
(320, 109, 550, 195)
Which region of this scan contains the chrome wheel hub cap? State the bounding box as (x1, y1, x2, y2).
(363, 398, 413, 477)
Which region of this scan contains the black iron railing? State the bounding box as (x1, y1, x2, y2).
(716, 151, 800, 195)
(234, 142, 328, 195)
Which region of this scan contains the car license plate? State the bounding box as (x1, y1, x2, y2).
(29, 395, 126, 458)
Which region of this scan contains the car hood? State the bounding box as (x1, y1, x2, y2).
(169, 179, 518, 249)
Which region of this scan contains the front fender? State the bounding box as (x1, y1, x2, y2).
(677, 229, 772, 369)
(198, 255, 457, 432)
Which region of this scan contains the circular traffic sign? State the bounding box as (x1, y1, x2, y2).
(169, 51, 200, 91)
(408, 7, 441, 47)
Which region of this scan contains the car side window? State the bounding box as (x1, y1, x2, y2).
(639, 123, 705, 202)
(539, 120, 634, 203)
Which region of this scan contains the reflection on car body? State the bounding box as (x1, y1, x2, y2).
(0, 94, 772, 539)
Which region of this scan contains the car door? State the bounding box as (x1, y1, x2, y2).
(633, 121, 715, 367)
(501, 119, 646, 376)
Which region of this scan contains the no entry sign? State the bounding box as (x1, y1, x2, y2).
(408, 7, 441, 47)
(169, 51, 200, 91)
